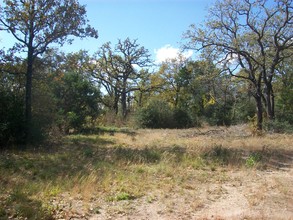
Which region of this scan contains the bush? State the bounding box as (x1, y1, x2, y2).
(53, 72, 101, 133)
(264, 119, 293, 133)
(204, 103, 233, 126)
(136, 99, 194, 129)
(136, 99, 174, 128)
(173, 108, 193, 128)
(0, 91, 25, 147)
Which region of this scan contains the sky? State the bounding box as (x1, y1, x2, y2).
(0, 0, 216, 63)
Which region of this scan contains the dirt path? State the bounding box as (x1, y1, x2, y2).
(54, 167, 292, 220)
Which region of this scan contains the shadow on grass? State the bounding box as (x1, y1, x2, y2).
(80, 126, 137, 137)
(202, 145, 293, 170)
(1, 134, 293, 219)
(0, 189, 53, 219)
(258, 148, 293, 170)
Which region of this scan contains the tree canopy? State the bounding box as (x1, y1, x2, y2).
(0, 0, 292, 148)
(184, 0, 293, 129)
(0, 0, 98, 143)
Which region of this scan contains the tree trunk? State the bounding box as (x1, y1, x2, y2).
(265, 83, 275, 120)
(138, 90, 143, 107)
(255, 91, 263, 131)
(175, 87, 180, 108)
(121, 89, 127, 119)
(25, 47, 34, 143)
(121, 78, 127, 119)
(113, 89, 119, 115)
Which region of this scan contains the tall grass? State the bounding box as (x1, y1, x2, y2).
(0, 126, 292, 219)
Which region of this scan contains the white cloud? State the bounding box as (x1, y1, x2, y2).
(154, 45, 193, 64)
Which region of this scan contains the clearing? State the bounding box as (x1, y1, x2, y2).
(0, 125, 292, 219)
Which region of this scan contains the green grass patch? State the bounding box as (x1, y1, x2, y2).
(107, 192, 136, 202)
(245, 152, 263, 168)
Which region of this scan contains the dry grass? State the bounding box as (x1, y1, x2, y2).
(0, 125, 292, 219)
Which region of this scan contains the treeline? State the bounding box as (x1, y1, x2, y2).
(0, 0, 293, 148)
(1, 41, 292, 146)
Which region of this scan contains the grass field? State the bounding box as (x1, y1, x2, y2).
(0, 125, 292, 219)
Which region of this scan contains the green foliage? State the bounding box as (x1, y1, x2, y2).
(66, 111, 82, 131)
(136, 99, 174, 128)
(245, 152, 262, 168)
(136, 99, 194, 129)
(264, 120, 293, 134)
(275, 56, 293, 124)
(0, 0, 98, 56)
(108, 192, 135, 202)
(1, 0, 98, 145)
(53, 72, 101, 133)
(94, 38, 151, 118)
(0, 89, 25, 147)
(276, 87, 293, 124)
(183, 0, 293, 130)
(204, 102, 233, 126)
(233, 96, 256, 123)
(173, 108, 193, 128)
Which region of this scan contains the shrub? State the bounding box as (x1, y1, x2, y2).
(136, 99, 174, 128)
(245, 152, 262, 168)
(0, 91, 25, 147)
(136, 99, 196, 129)
(53, 72, 101, 133)
(173, 108, 193, 128)
(204, 102, 233, 126)
(264, 119, 293, 133)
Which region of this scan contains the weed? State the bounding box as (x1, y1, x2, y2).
(93, 206, 101, 214)
(135, 166, 146, 174)
(246, 152, 262, 168)
(203, 145, 232, 166)
(44, 185, 61, 197)
(83, 147, 94, 157)
(108, 192, 135, 202)
(248, 115, 264, 136)
(146, 195, 157, 203)
(0, 207, 7, 218)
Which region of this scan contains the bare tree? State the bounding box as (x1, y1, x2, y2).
(184, 0, 293, 130)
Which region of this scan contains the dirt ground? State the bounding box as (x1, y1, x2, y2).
(51, 126, 293, 220)
(85, 170, 293, 220)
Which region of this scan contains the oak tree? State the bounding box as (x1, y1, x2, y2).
(184, 0, 293, 130)
(93, 38, 151, 118)
(0, 0, 98, 142)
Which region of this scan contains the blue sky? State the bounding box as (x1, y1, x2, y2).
(72, 0, 216, 62)
(0, 0, 216, 63)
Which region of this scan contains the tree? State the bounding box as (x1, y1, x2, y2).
(184, 0, 293, 130)
(156, 56, 190, 108)
(180, 60, 236, 126)
(0, 0, 98, 142)
(0, 57, 26, 147)
(92, 38, 152, 118)
(52, 71, 101, 133)
(275, 53, 293, 123)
